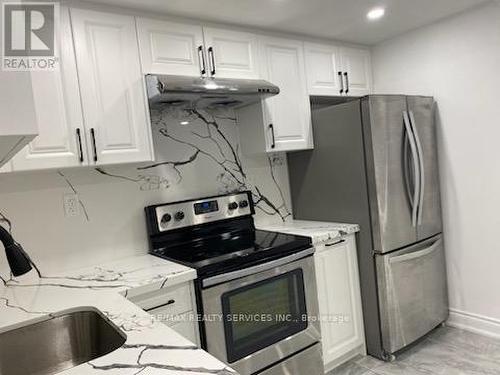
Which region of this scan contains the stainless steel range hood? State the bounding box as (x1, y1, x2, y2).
(145, 74, 279, 110)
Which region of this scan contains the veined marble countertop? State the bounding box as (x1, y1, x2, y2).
(0, 254, 235, 375)
(257, 220, 360, 246)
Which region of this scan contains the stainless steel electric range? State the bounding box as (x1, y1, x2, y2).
(145, 191, 323, 375)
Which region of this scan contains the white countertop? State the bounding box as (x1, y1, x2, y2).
(257, 220, 360, 245)
(0, 254, 236, 375)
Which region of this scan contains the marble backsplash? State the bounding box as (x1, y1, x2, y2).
(0, 105, 293, 274)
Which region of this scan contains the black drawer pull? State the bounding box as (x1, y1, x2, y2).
(325, 239, 346, 247)
(145, 299, 176, 312)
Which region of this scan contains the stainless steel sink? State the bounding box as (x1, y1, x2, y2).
(0, 308, 126, 375)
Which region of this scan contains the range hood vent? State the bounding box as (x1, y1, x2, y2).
(145, 74, 279, 110)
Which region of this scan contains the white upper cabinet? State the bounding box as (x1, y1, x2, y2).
(136, 18, 205, 76)
(12, 7, 86, 171)
(305, 43, 372, 97)
(136, 19, 260, 79)
(71, 9, 153, 166)
(339, 47, 372, 96)
(259, 37, 312, 151)
(305, 42, 342, 96)
(202, 28, 259, 79)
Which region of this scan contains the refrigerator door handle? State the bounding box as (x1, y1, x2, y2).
(403, 111, 420, 227)
(409, 111, 425, 225)
(403, 130, 415, 212)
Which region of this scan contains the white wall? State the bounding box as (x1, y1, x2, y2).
(372, 1, 500, 336)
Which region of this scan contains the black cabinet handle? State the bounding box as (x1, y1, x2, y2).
(145, 299, 176, 312)
(90, 128, 98, 162)
(269, 124, 276, 149)
(76, 128, 84, 163)
(208, 46, 216, 76)
(338, 71, 344, 94)
(197, 46, 206, 76)
(344, 72, 350, 94)
(325, 239, 346, 247)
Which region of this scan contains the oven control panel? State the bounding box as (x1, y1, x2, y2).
(147, 191, 254, 233)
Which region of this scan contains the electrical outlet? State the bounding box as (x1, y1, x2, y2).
(63, 193, 80, 217)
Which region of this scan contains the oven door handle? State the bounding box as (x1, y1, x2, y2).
(202, 247, 315, 288)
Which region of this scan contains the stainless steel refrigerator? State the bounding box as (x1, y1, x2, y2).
(288, 95, 449, 361)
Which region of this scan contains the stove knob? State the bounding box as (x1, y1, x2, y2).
(239, 200, 249, 209)
(160, 213, 172, 224)
(174, 211, 185, 221)
(228, 202, 238, 211)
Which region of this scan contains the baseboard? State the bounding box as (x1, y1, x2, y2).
(323, 344, 366, 373)
(447, 308, 500, 339)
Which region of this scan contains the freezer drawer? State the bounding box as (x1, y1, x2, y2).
(376, 234, 448, 355)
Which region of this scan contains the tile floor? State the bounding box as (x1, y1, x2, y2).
(328, 326, 500, 375)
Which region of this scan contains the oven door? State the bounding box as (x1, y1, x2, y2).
(201, 249, 321, 375)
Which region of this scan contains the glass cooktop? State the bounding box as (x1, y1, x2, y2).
(150, 229, 312, 277)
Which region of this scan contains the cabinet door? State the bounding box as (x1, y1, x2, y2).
(340, 47, 372, 96)
(136, 18, 205, 76)
(12, 7, 86, 171)
(315, 235, 365, 367)
(305, 42, 342, 96)
(71, 9, 153, 165)
(260, 37, 312, 151)
(203, 27, 259, 79)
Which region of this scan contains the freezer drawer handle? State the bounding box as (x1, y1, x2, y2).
(389, 237, 442, 264)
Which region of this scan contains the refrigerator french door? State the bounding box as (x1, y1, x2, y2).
(288, 95, 448, 360)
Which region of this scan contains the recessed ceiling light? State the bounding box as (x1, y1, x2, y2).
(180, 121, 189, 125)
(367, 7, 385, 21)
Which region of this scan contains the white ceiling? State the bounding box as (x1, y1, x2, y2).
(80, 0, 490, 45)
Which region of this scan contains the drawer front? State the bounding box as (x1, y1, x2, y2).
(130, 282, 193, 317)
(377, 234, 448, 353)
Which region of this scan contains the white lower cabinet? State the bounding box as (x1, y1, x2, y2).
(314, 234, 365, 371)
(129, 281, 200, 346)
